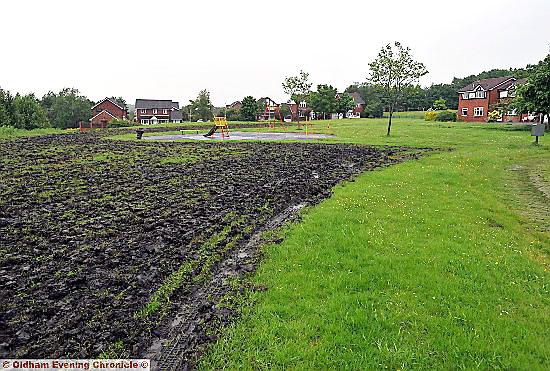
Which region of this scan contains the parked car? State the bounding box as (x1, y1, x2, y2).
(284, 115, 292, 123)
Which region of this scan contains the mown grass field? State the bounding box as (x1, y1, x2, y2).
(198, 118, 550, 369)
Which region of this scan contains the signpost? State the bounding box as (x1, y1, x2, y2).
(531, 123, 545, 144)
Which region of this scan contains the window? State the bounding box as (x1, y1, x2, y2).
(153, 109, 158, 114)
(299, 101, 306, 108)
(474, 107, 484, 117)
(140, 109, 146, 114)
(475, 90, 485, 98)
(462, 93, 468, 100)
(499, 91, 508, 98)
(163, 109, 168, 114)
(461, 108, 468, 116)
(468, 92, 476, 99)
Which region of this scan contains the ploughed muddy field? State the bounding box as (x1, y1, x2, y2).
(0, 132, 427, 368)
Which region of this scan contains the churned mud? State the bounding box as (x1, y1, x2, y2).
(0, 132, 428, 366)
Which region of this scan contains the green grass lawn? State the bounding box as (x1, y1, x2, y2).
(199, 118, 550, 369)
(0, 125, 69, 139)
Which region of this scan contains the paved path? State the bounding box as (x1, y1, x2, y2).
(143, 130, 334, 141)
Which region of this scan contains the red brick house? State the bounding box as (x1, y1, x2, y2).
(287, 99, 310, 121)
(90, 98, 128, 126)
(226, 101, 242, 110)
(135, 99, 182, 124)
(345, 92, 365, 118)
(457, 77, 527, 122)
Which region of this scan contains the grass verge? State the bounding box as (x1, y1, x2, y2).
(199, 118, 550, 369)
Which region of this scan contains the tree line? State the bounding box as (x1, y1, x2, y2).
(0, 88, 129, 130)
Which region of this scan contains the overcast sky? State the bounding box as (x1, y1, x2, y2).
(1, 0, 549, 107)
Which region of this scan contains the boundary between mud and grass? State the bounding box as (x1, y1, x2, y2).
(139, 148, 440, 371)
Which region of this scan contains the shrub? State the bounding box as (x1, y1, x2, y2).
(432, 98, 447, 110)
(487, 110, 501, 122)
(108, 119, 138, 128)
(436, 110, 457, 122)
(425, 110, 438, 121)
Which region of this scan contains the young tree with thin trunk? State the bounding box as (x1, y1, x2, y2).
(369, 42, 428, 135)
(282, 70, 312, 128)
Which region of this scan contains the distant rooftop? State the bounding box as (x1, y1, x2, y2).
(135, 99, 180, 110)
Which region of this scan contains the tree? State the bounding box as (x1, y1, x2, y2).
(0, 88, 15, 127)
(41, 88, 93, 128)
(190, 89, 213, 121)
(368, 42, 428, 135)
(241, 96, 259, 121)
(13, 94, 49, 129)
(337, 93, 355, 115)
(364, 101, 384, 118)
(109, 96, 127, 109)
(282, 70, 312, 125)
(308, 84, 338, 120)
(514, 54, 550, 129)
(433, 98, 447, 110)
(345, 83, 385, 118)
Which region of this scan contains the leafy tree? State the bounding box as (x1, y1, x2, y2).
(189, 89, 214, 121)
(282, 70, 312, 125)
(424, 83, 457, 109)
(0, 88, 15, 126)
(337, 93, 355, 115)
(514, 54, 550, 128)
(13, 94, 49, 129)
(433, 98, 447, 110)
(109, 96, 127, 109)
(226, 108, 242, 121)
(241, 96, 259, 121)
(369, 42, 428, 135)
(41, 88, 93, 128)
(346, 83, 385, 118)
(308, 84, 338, 120)
(364, 101, 384, 118)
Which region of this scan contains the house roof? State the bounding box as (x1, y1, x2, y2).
(91, 97, 127, 111)
(170, 110, 183, 120)
(135, 99, 180, 109)
(226, 101, 242, 108)
(347, 92, 365, 105)
(89, 110, 116, 121)
(457, 77, 516, 93)
(257, 97, 277, 104)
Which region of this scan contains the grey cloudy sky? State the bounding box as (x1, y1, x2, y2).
(1, 0, 549, 107)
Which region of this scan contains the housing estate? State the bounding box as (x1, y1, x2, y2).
(90, 98, 128, 126)
(457, 77, 526, 122)
(135, 99, 183, 124)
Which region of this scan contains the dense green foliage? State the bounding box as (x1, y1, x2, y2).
(241, 96, 259, 121)
(41, 88, 93, 128)
(514, 54, 550, 122)
(189, 89, 214, 121)
(425, 110, 457, 122)
(107, 118, 137, 128)
(307, 84, 338, 119)
(432, 98, 447, 110)
(0, 88, 49, 129)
